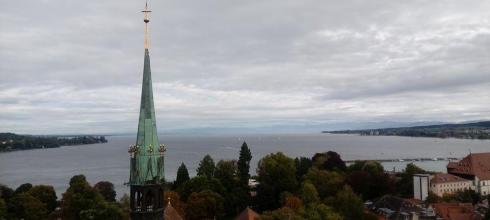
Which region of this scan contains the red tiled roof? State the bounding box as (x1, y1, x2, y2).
(235, 207, 260, 220)
(164, 203, 183, 220)
(447, 153, 490, 180)
(431, 173, 472, 184)
(433, 203, 481, 220)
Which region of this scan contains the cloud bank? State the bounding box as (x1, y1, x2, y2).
(1, 0, 489, 134)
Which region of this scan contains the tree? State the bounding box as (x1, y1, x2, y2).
(8, 193, 48, 220)
(327, 186, 364, 220)
(304, 169, 344, 199)
(237, 142, 252, 187)
(0, 198, 6, 220)
(312, 151, 346, 172)
(186, 190, 224, 220)
(28, 185, 57, 212)
(425, 192, 441, 204)
(304, 203, 343, 220)
(214, 160, 238, 190)
(119, 194, 130, 218)
(300, 182, 319, 205)
(442, 189, 481, 204)
(175, 163, 190, 189)
(346, 161, 396, 200)
(61, 175, 100, 220)
(197, 155, 216, 179)
(261, 207, 305, 220)
(61, 175, 124, 220)
(94, 181, 116, 202)
(256, 152, 298, 211)
(0, 184, 14, 201)
(397, 163, 426, 197)
(178, 176, 225, 200)
(295, 157, 312, 182)
(347, 160, 383, 173)
(14, 183, 33, 194)
(283, 195, 303, 211)
(214, 160, 247, 217)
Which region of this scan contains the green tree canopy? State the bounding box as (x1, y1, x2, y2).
(8, 193, 48, 220)
(256, 152, 298, 211)
(197, 154, 216, 179)
(14, 183, 33, 195)
(237, 142, 252, 187)
(347, 160, 384, 173)
(175, 162, 190, 189)
(304, 203, 343, 220)
(397, 163, 427, 197)
(304, 168, 344, 199)
(178, 176, 225, 200)
(61, 175, 124, 220)
(312, 151, 346, 172)
(0, 198, 6, 220)
(327, 186, 364, 220)
(27, 185, 57, 212)
(93, 181, 116, 202)
(261, 207, 305, 220)
(0, 185, 14, 202)
(214, 160, 247, 218)
(346, 167, 395, 200)
(300, 182, 320, 205)
(214, 160, 238, 190)
(186, 190, 224, 220)
(295, 157, 312, 182)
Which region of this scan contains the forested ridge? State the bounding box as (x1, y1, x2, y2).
(0, 133, 108, 152)
(327, 121, 490, 139)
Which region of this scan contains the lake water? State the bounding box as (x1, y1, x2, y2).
(0, 133, 489, 198)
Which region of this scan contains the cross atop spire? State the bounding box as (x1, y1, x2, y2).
(142, 1, 152, 49)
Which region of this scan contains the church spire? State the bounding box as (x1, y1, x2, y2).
(129, 0, 164, 186)
(129, 2, 165, 219)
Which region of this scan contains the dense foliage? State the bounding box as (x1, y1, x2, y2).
(2, 142, 486, 220)
(0, 133, 107, 152)
(0, 176, 126, 220)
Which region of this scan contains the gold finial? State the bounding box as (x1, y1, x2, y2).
(142, 1, 152, 49)
(148, 144, 153, 154)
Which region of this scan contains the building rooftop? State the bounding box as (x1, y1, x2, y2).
(371, 195, 425, 219)
(432, 203, 481, 220)
(431, 173, 472, 184)
(235, 207, 260, 220)
(164, 202, 183, 220)
(447, 153, 490, 180)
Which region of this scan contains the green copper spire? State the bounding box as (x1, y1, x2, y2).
(129, 2, 164, 185)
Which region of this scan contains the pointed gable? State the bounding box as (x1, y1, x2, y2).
(235, 207, 260, 220)
(164, 202, 183, 220)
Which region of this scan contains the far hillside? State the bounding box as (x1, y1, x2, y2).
(0, 133, 108, 152)
(326, 121, 490, 139)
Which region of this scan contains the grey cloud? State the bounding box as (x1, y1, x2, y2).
(0, 0, 489, 134)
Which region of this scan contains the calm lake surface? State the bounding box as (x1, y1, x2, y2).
(0, 133, 489, 198)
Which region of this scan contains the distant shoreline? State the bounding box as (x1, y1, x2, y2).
(0, 133, 108, 153)
(325, 121, 490, 140)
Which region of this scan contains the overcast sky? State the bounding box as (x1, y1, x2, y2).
(1, 0, 489, 134)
